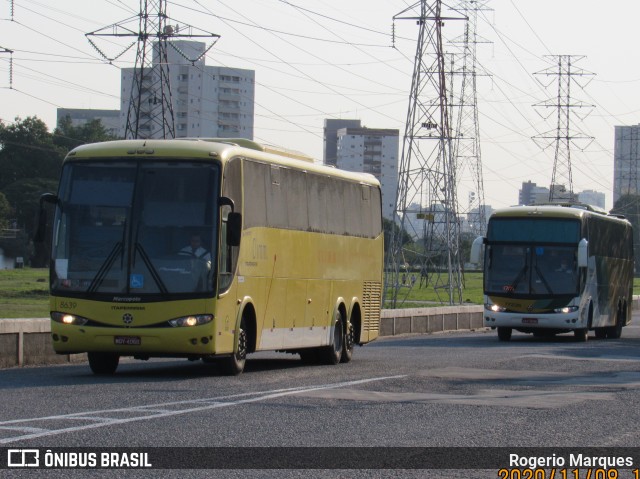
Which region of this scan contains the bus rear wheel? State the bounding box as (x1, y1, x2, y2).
(88, 352, 119, 375)
(319, 310, 343, 365)
(340, 319, 354, 363)
(606, 305, 624, 339)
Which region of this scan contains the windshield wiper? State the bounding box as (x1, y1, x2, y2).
(534, 265, 553, 294)
(135, 243, 169, 295)
(88, 242, 123, 293)
(509, 264, 528, 293)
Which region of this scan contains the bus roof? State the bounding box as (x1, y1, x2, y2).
(490, 204, 630, 225)
(65, 138, 381, 187)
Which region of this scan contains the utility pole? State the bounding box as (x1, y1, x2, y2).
(386, 0, 466, 307)
(87, 0, 220, 140)
(533, 55, 594, 203)
(450, 0, 490, 236)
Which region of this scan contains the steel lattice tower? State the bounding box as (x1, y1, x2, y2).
(87, 0, 219, 140)
(386, 0, 466, 307)
(451, 0, 490, 236)
(533, 55, 594, 203)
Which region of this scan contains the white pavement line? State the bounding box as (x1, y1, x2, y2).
(0, 374, 405, 445)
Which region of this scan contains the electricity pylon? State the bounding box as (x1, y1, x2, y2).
(533, 55, 594, 203)
(86, 0, 219, 139)
(386, 0, 466, 307)
(450, 0, 490, 236)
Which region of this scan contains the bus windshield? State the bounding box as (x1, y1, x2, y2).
(485, 218, 580, 296)
(51, 161, 220, 297)
(485, 244, 579, 296)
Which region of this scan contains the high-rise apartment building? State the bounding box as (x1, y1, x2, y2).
(120, 40, 255, 139)
(577, 190, 605, 209)
(56, 108, 120, 137)
(334, 126, 399, 220)
(323, 119, 362, 167)
(613, 124, 640, 204)
(518, 181, 550, 206)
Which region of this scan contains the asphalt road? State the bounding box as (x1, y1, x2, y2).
(2, 314, 640, 479)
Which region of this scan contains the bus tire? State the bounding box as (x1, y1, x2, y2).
(88, 352, 119, 375)
(340, 318, 354, 364)
(497, 327, 512, 341)
(574, 328, 588, 342)
(606, 303, 624, 339)
(222, 317, 247, 376)
(320, 310, 343, 365)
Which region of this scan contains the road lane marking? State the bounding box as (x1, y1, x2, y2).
(296, 388, 614, 409)
(0, 374, 405, 444)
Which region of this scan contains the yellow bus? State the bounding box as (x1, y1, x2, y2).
(38, 138, 383, 375)
(471, 204, 634, 341)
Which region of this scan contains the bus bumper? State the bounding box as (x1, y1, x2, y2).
(483, 309, 585, 332)
(50, 322, 223, 357)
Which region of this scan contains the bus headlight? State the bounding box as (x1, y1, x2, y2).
(51, 312, 89, 325)
(554, 306, 579, 314)
(168, 314, 213, 327)
(486, 304, 506, 312)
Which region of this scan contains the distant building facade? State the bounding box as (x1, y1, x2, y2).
(519, 181, 550, 205)
(577, 189, 605, 209)
(56, 108, 120, 137)
(120, 40, 255, 139)
(334, 126, 399, 220)
(323, 119, 362, 167)
(614, 124, 640, 204)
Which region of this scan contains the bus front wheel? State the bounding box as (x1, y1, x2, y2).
(497, 327, 512, 341)
(574, 328, 588, 342)
(222, 317, 247, 375)
(88, 352, 119, 375)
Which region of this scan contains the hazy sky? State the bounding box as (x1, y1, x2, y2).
(1, 0, 638, 211)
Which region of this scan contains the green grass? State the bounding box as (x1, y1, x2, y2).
(1, 269, 640, 317)
(383, 272, 484, 308)
(0, 268, 50, 318)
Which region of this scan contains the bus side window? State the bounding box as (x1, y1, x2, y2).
(218, 158, 242, 294)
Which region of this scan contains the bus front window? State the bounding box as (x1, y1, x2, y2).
(133, 164, 218, 295)
(485, 244, 579, 296)
(52, 164, 135, 294)
(51, 162, 219, 297)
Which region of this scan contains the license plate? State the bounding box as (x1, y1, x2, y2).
(114, 336, 141, 346)
(522, 318, 538, 324)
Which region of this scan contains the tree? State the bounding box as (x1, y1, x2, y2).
(53, 116, 117, 150)
(0, 116, 65, 190)
(3, 178, 58, 235)
(0, 192, 11, 231)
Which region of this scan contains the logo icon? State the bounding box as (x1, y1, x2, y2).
(122, 313, 133, 324)
(8, 449, 40, 468)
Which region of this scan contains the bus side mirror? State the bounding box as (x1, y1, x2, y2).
(470, 236, 485, 264)
(577, 238, 588, 268)
(34, 193, 58, 243)
(227, 212, 242, 247)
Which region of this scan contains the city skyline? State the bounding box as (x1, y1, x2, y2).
(1, 1, 639, 211)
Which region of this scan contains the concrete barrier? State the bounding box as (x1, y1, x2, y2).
(5, 297, 640, 369)
(0, 306, 485, 369)
(0, 318, 86, 368)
